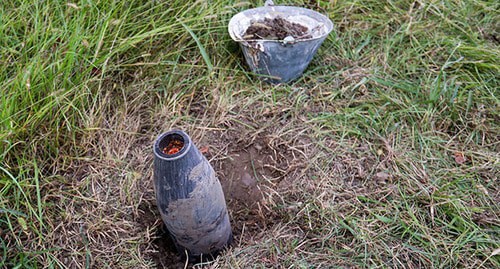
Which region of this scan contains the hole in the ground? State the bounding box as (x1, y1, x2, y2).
(138, 202, 187, 268)
(152, 224, 227, 268)
(152, 225, 185, 268)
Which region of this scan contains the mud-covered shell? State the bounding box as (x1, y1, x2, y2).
(153, 130, 232, 257)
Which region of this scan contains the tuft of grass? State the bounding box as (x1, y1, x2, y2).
(1, 0, 499, 268)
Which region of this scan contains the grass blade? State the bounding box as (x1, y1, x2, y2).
(178, 19, 213, 73)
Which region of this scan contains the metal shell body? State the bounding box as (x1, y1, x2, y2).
(153, 130, 232, 257)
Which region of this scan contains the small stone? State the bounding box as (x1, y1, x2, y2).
(241, 172, 256, 187)
(374, 171, 390, 183)
(283, 36, 295, 44)
(254, 143, 263, 151)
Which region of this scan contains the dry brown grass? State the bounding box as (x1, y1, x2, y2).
(30, 80, 496, 268)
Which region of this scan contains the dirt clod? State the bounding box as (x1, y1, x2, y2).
(243, 17, 311, 40)
(241, 172, 257, 187)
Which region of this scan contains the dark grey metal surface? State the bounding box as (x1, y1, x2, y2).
(153, 130, 232, 258)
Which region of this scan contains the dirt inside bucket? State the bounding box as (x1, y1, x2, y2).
(243, 17, 312, 41)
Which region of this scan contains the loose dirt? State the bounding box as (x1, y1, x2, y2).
(243, 17, 312, 40)
(203, 129, 287, 239)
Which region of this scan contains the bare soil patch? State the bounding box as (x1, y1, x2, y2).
(243, 17, 312, 40)
(210, 133, 283, 236)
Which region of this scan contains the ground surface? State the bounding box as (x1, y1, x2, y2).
(1, 0, 499, 268)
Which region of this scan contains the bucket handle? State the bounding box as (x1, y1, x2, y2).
(264, 0, 274, 7)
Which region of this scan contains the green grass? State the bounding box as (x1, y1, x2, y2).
(1, 0, 499, 268)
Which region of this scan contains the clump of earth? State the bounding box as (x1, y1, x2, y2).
(243, 16, 312, 40)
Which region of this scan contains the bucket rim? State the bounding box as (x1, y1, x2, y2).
(228, 5, 334, 43)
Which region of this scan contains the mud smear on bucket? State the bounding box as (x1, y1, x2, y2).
(243, 17, 312, 41)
